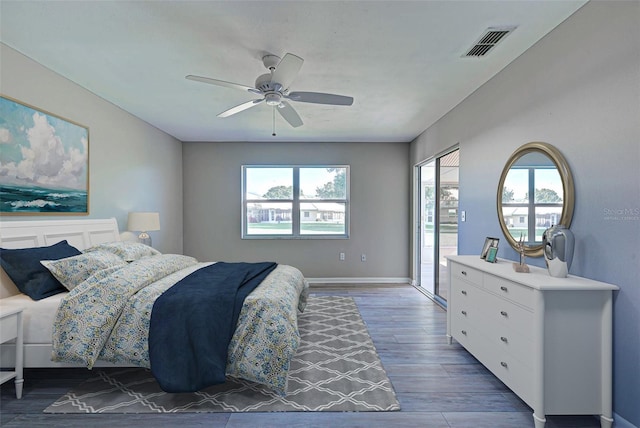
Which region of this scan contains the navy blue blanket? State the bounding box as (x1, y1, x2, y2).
(148, 261, 277, 392)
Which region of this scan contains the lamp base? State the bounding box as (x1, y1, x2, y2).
(138, 232, 152, 247)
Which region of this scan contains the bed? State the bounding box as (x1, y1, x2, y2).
(0, 218, 308, 394)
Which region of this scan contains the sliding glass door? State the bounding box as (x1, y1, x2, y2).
(416, 148, 459, 304)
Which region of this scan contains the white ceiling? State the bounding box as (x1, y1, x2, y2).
(0, 1, 586, 143)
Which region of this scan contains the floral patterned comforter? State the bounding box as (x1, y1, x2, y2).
(52, 254, 308, 394)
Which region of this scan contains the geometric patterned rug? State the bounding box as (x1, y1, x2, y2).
(45, 296, 400, 413)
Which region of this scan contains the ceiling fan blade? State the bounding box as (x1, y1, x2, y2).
(287, 91, 354, 106)
(217, 99, 264, 118)
(271, 53, 304, 90)
(186, 75, 261, 95)
(276, 101, 303, 128)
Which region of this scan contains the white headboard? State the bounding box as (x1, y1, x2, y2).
(0, 218, 121, 298)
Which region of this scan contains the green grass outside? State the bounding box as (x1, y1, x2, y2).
(248, 223, 292, 231)
(301, 223, 345, 233)
(248, 222, 345, 234)
(506, 227, 547, 241)
(423, 224, 458, 233)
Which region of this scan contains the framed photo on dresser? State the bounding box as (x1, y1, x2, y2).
(480, 237, 500, 260)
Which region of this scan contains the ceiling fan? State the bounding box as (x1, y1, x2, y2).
(186, 53, 354, 130)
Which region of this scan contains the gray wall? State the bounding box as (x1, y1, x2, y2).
(182, 141, 410, 281)
(0, 44, 184, 255)
(410, 2, 639, 426)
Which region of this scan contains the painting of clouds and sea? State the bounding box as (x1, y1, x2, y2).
(0, 96, 89, 214)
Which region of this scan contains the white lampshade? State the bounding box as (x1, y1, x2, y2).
(128, 212, 161, 232)
(128, 212, 160, 247)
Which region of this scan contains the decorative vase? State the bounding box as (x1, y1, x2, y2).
(542, 225, 574, 278)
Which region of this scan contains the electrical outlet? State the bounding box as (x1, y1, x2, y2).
(361, 254, 366, 262)
(461, 210, 466, 222)
(339, 252, 345, 261)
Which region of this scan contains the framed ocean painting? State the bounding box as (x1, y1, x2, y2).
(0, 95, 89, 215)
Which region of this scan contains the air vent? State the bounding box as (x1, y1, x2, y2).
(464, 26, 516, 57)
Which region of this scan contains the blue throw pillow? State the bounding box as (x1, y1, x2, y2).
(0, 240, 82, 300)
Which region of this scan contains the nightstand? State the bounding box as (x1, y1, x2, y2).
(0, 306, 24, 399)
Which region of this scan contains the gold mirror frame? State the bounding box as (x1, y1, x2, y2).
(496, 142, 575, 257)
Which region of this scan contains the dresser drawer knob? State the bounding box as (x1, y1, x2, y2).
(461, 330, 467, 335)
(500, 311, 508, 317)
(500, 286, 508, 292)
(461, 310, 467, 316)
(461, 271, 467, 276)
(500, 336, 508, 343)
(500, 361, 508, 368)
(461, 290, 467, 295)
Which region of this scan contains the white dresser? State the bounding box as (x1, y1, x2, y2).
(446, 255, 618, 428)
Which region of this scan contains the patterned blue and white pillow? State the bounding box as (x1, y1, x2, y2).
(83, 241, 161, 262)
(41, 250, 127, 291)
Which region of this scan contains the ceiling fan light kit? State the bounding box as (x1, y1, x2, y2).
(186, 52, 353, 131)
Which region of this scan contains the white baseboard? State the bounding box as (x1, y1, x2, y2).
(305, 277, 411, 285)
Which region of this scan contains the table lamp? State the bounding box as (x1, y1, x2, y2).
(127, 212, 160, 247)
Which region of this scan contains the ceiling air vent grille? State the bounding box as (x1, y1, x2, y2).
(464, 26, 516, 57)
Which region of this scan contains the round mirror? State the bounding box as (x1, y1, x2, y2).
(497, 142, 574, 257)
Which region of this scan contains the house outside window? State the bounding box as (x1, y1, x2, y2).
(242, 165, 349, 239)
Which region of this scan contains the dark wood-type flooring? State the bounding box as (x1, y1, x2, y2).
(1, 284, 602, 427)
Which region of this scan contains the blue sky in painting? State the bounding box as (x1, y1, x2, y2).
(0, 96, 88, 191)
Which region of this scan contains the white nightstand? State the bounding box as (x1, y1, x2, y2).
(0, 306, 24, 399)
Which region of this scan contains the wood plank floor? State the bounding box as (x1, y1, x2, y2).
(1, 284, 602, 427)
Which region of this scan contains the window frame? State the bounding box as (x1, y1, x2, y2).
(242, 165, 350, 239)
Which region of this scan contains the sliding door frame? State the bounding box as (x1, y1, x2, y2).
(412, 145, 459, 306)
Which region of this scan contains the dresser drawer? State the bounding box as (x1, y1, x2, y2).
(489, 323, 534, 368)
(473, 337, 534, 406)
(486, 351, 533, 406)
(450, 312, 476, 351)
(485, 298, 534, 338)
(451, 277, 483, 307)
(450, 262, 483, 287)
(451, 300, 485, 333)
(485, 275, 534, 309)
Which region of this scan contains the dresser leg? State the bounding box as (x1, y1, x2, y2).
(533, 413, 546, 428)
(15, 378, 23, 399)
(446, 334, 452, 345)
(600, 414, 613, 428)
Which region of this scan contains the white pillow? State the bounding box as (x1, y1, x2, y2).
(41, 250, 127, 291)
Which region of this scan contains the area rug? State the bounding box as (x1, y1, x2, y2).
(45, 295, 400, 413)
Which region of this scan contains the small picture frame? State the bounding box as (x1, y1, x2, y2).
(480, 237, 500, 259)
(486, 246, 498, 263)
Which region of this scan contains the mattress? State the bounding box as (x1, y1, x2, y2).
(0, 293, 66, 344)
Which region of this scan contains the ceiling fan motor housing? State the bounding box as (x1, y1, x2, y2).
(255, 73, 275, 92)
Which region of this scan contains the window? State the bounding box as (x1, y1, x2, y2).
(501, 165, 563, 243)
(242, 166, 349, 239)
